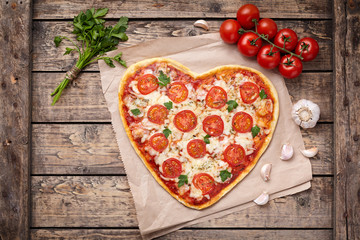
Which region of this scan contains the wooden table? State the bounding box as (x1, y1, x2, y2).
(1, 0, 359, 239)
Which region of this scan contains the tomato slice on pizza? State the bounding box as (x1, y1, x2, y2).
(147, 105, 168, 124)
(119, 58, 279, 209)
(162, 158, 182, 178)
(167, 82, 189, 103)
(240, 82, 259, 104)
(173, 110, 197, 132)
(149, 133, 168, 153)
(232, 112, 253, 133)
(202, 115, 224, 137)
(187, 139, 207, 158)
(206, 86, 228, 109)
(137, 74, 159, 95)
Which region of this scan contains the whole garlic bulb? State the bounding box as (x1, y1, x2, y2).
(291, 99, 320, 128)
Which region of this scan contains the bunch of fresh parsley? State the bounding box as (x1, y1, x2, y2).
(51, 8, 129, 105)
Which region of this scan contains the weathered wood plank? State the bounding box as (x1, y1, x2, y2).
(32, 124, 123, 175)
(31, 176, 332, 228)
(31, 229, 332, 240)
(32, 72, 110, 122)
(33, 0, 332, 19)
(31, 124, 332, 175)
(32, 72, 333, 122)
(0, 1, 31, 239)
(32, 20, 332, 72)
(334, 0, 360, 239)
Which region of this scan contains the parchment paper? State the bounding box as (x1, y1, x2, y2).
(98, 33, 313, 239)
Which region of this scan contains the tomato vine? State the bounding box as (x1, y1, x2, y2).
(238, 19, 304, 60)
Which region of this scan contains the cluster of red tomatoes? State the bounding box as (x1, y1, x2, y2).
(219, 4, 319, 79)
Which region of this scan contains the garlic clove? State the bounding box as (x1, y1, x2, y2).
(300, 147, 318, 158)
(194, 20, 209, 31)
(254, 192, 269, 205)
(291, 99, 320, 128)
(280, 143, 293, 160)
(260, 163, 272, 182)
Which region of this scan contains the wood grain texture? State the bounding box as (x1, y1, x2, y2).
(32, 0, 332, 19)
(0, 1, 31, 239)
(334, 0, 360, 239)
(32, 72, 333, 122)
(31, 176, 332, 228)
(31, 124, 332, 175)
(31, 229, 332, 240)
(32, 72, 110, 122)
(32, 20, 332, 72)
(32, 124, 123, 175)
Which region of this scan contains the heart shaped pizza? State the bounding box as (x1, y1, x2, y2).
(118, 58, 279, 209)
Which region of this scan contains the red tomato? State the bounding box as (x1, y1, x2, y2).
(137, 74, 159, 95)
(257, 18, 278, 40)
(187, 139, 206, 158)
(173, 110, 197, 132)
(167, 82, 188, 103)
(147, 105, 168, 124)
(237, 32, 262, 57)
(274, 28, 298, 53)
(162, 158, 182, 178)
(257, 45, 281, 69)
(295, 37, 319, 62)
(223, 144, 246, 167)
(202, 115, 224, 137)
(232, 112, 253, 133)
(219, 19, 241, 44)
(236, 4, 260, 30)
(240, 82, 259, 104)
(192, 173, 215, 194)
(149, 133, 168, 152)
(205, 86, 227, 109)
(279, 54, 303, 79)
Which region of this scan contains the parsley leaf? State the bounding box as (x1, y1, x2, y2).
(157, 71, 171, 87)
(93, 8, 108, 18)
(103, 58, 115, 68)
(164, 101, 173, 110)
(259, 89, 267, 99)
(54, 36, 63, 47)
(204, 134, 211, 144)
(113, 52, 127, 67)
(163, 128, 172, 138)
(251, 125, 260, 138)
(226, 100, 238, 112)
(178, 175, 188, 187)
(131, 108, 141, 116)
(64, 47, 75, 55)
(220, 170, 231, 182)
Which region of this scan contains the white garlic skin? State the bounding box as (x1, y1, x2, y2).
(280, 143, 294, 161)
(194, 20, 209, 31)
(291, 99, 320, 128)
(300, 147, 319, 158)
(254, 192, 269, 205)
(260, 164, 272, 182)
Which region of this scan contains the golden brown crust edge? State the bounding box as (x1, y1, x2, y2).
(118, 59, 279, 210)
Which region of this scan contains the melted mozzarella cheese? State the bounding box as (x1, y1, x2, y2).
(124, 64, 272, 202)
(234, 132, 255, 155)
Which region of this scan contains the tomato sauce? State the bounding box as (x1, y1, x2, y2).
(121, 63, 275, 206)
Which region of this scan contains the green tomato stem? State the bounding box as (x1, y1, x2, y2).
(239, 28, 304, 60)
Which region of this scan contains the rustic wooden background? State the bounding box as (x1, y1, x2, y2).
(0, 0, 359, 239)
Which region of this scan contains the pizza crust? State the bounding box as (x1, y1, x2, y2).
(118, 58, 279, 210)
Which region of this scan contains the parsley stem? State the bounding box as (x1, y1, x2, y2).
(61, 36, 82, 56)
